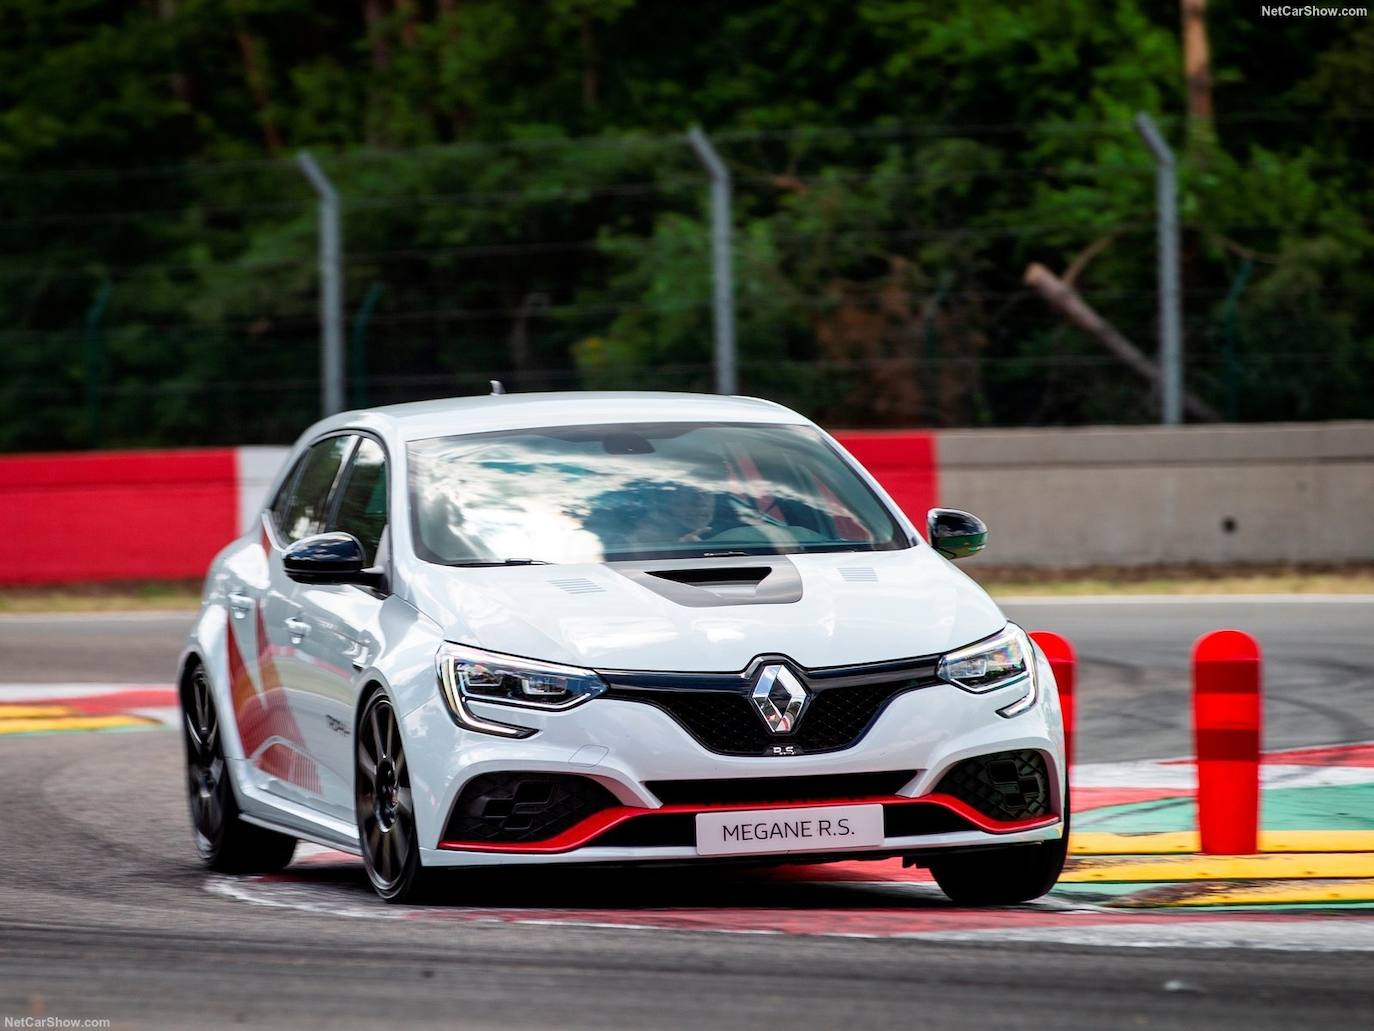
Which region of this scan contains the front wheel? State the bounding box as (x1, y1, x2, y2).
(929, 790, 1070, 906)
(355, 692, 431, 903)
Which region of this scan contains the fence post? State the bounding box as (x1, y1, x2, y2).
(1192, 629, 1262, 854)
(1134, 112, 1183, 426)
(686, 126, 737, 395)
(1221, 258, 1253, 421)
(350, 282, 383, 409)
(296, 150, 345, 417)
(83, 280, 112, 447)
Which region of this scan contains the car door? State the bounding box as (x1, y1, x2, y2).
(217, 456, 297, 790)
(257, 433, 355, 811)
(281, 435, 391, 821)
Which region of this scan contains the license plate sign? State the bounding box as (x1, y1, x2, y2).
(695, 804, 884, 857)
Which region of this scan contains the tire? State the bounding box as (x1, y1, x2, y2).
(929, 788, 1070, 906)
(355, 691, 432, 903)
(181, 663, 296, 874)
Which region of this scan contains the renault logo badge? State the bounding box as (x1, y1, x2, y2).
(751, 663, 808, 734)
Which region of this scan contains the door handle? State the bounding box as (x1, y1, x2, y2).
(345, 639, 372, 670)
(227, 592, 253, 618)
(284, 616, 311, 639)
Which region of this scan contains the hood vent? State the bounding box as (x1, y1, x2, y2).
(548, 577, 604, 595)
(839, 566, 878, 583)
(613, 556, 803, 607)
(648, 566, 771, 591)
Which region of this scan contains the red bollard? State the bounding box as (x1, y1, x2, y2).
(1192, 629, 1262, 855)
(1030, 631, 1075, 773)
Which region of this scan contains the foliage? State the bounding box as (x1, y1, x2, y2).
(0, 0, 1371, 448)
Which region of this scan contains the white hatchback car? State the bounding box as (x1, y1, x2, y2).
(179, 391, 1067, 903)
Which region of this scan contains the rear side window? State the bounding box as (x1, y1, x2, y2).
(277, 436, 351, 543)
(331, 438, 388, 566)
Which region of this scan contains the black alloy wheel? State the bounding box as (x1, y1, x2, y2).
(356, 692, 428, 902)
(184, 664, 228, 856)
(928, 784, 1071, 906)
(181, 663, 295, 872)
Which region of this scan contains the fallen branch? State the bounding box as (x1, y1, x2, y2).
(1062, 227, 1131, 287)
(1024, 262, 1220, 422)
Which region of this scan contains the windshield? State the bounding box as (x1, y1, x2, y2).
(407, 421, 908, 566)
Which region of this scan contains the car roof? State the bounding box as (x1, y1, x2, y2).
(314, 391, 809, 443)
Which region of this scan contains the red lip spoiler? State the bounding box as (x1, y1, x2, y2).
(438, 792, 1060, 854)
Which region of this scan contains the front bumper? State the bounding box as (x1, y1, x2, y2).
(401, 650, 1066, 868)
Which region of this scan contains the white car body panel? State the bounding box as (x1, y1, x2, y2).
(404, 546, 1003, 673)
(180, 391, 1065, 871)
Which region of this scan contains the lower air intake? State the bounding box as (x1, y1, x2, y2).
(444, 772, 617, 844)
(934, 749, 1051, 821)
(646, 770, 916, 807)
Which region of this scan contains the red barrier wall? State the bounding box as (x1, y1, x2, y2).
(834, 431, 939, 534)
(0, 449, 238, 584)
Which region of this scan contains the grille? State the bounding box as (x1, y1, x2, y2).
(647, 770, 917, 807)
(595, 800, 977, 850)
(603, 659, 939, 757)
(883, 804, 978, 837)
(934, 749, 1051, 821)
(595, 813, 697, 848)
(634, 685, 900, 755)
(443, 772, 617, 844)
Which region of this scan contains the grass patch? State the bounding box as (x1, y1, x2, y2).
(973, 563, 1374, 598)
(0, 580, 202, 613)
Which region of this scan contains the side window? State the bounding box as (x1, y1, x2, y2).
(278, 436, 351, 543)
(330, 438, 388, 566)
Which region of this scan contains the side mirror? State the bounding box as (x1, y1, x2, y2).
(283, 533, 386, 590)
(926, 508, 987, 560)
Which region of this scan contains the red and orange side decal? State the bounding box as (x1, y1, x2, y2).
(227, 603, 322, 796)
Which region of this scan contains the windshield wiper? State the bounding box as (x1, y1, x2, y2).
(450, 558, 550, 567)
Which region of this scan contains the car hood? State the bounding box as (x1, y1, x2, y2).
(407, 545, 1005, 672)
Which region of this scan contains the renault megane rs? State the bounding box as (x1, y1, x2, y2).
(178, 391, 1067, 902)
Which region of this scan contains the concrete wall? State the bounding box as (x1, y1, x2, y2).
(236, 447, 290, 536)
(937, 422, 1374, 567)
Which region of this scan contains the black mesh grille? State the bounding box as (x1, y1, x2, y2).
(883, 804, 979, 837)
(934, 749, 1051, 821)
(594, 801, 977, 849)
(443, 772, 618, 843)
(647, 770, 917, 807)
(603, 660, 939, 757)
(595, 813, 697, 848)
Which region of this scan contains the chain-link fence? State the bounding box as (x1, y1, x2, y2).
(2, 117, 1370, 450)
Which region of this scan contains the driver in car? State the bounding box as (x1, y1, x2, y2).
(635, 483, 718, 545)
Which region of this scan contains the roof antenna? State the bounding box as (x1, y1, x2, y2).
(489, 379, 506, 396)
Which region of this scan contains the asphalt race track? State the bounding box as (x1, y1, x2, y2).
(1, 597, 1372, 1029)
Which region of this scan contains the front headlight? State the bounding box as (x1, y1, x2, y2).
(937, 624, 1037, 718)
(436, 643, 607, 738)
